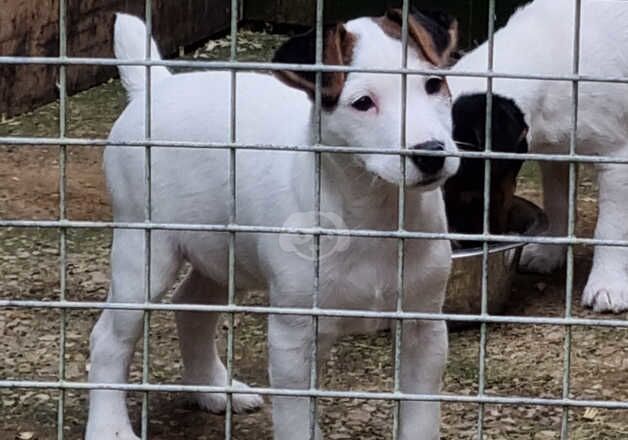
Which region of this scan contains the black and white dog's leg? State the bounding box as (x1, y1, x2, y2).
(582, 163, 628, 312)
(268, 312, 323, 440)
(173, 270, 263, 413)
(86, 230, 181, 440)
(520, 161, 570, 273)
(398, 319, 448, 440)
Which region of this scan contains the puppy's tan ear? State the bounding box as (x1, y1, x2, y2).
(273, 23, 356, 108)
(382, 9, 458, 67)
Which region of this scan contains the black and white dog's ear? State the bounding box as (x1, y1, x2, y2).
(410, 8, 459, 64)
(382, 8, 458, 66)
(452, 93, 528, 155)
(495, 95, 529, 154)
(272, 23, 356, 108)
(447, 93, 529, 238)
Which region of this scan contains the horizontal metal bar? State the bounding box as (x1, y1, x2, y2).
(2, 55, 628, 85)
(0, 380, 626, 409)
(2, 219, 628, 248)
(2, 136, 628, 166)
(1, 299, 627, 328)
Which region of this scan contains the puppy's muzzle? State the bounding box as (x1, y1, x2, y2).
(411, 141, 445, 176)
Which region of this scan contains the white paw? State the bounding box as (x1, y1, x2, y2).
(582, 274, 628, 313)
(520, 244, 566, 274)
(85, 425, 139, 440)
(192, 379, 264, 414)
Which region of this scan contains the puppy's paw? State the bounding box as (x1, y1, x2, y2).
(582, 273, 628, 313)
(520, 244, 566, 274)
(193, 380, 264, 414)
(85, 424, 139, 440)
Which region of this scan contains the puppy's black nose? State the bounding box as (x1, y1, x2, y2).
(411, 141, 445, 175)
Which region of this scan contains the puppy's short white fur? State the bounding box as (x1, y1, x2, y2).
(449, 0, 628, 313)
(86, 13, 459, 439)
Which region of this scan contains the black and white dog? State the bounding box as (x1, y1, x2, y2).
(87, 10, 459, 440)
(446, 93, 529, 246)
(449, 0, 628, 312)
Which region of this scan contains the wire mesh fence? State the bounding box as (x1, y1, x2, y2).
(0, 0, 626, 439)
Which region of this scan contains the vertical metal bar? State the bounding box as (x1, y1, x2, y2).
(392, 1, 410, 438)
(309, 1, 324, 438)
(56, 0, 68, 438)
(225, 0, 238, 438)
(477, 0, 496, 438)
(141, 1, 153, 438)
(561, 1, 581, 438)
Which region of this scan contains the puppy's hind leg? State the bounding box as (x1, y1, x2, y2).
(582, 163, 628, 313)
(520, 161, 570, 273)
(173, 269, 263, 413)
(86, 230, 182, 440)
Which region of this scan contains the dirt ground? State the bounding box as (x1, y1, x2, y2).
(1, 31, 627, 440)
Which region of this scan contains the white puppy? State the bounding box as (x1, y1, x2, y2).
(86, 11, 459, 440)
(448, 0, 628, 313)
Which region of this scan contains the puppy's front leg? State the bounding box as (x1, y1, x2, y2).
(582, 163, 628, 312)
(520, 161, 570, 273)
(398, 319, 448, 440)
(268, 314, 322, 440)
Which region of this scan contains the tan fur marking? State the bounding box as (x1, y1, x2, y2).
(322, 24, 356, 104)
(407, 17, 445, 66)
(276, 71, 319, 95)
(373, 10, 458, 67)
(275, 24, 356, 108)
(445, 21, 459, 65)
(442, 79, 452, 98)
(372, 16, 404, 41)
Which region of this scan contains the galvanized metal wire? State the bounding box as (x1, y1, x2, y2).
(224, 1, 239, 438)
(56, 1, 68, 438)
(1, 1, 627, 439)
(140, 2, 154, 438)
(2, 378, 628, 409)
(560, 1, 583, 438)
(4, 54, 628, 85)
(308, 1, 325, 438)
(392, 2, 411, 437)
(3, 219, 628, 248)
(4, 134, 628, 165)
(2, 299, 628, 328)
(477, 0, 497, 436)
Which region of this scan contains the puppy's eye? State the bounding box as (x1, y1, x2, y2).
(425, 76, 445, 95)
(351, 96, 375, 112)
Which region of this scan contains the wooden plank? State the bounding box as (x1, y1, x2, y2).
(0, 0, 230, 117)
(243, 0, 528, 48)
(276, 0, 313, 26)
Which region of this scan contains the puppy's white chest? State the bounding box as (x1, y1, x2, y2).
(320, 240, 424, 311)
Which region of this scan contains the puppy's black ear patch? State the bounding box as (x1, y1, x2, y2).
(446, 93, 529, 237)
(452, 93, 528, 156)
(495, 96, 529, 154)
(273, 23, 355, 108)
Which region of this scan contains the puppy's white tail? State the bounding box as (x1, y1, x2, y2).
(114, 13, 172, 101)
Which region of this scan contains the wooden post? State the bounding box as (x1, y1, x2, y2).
(0, 0, 230, 117)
